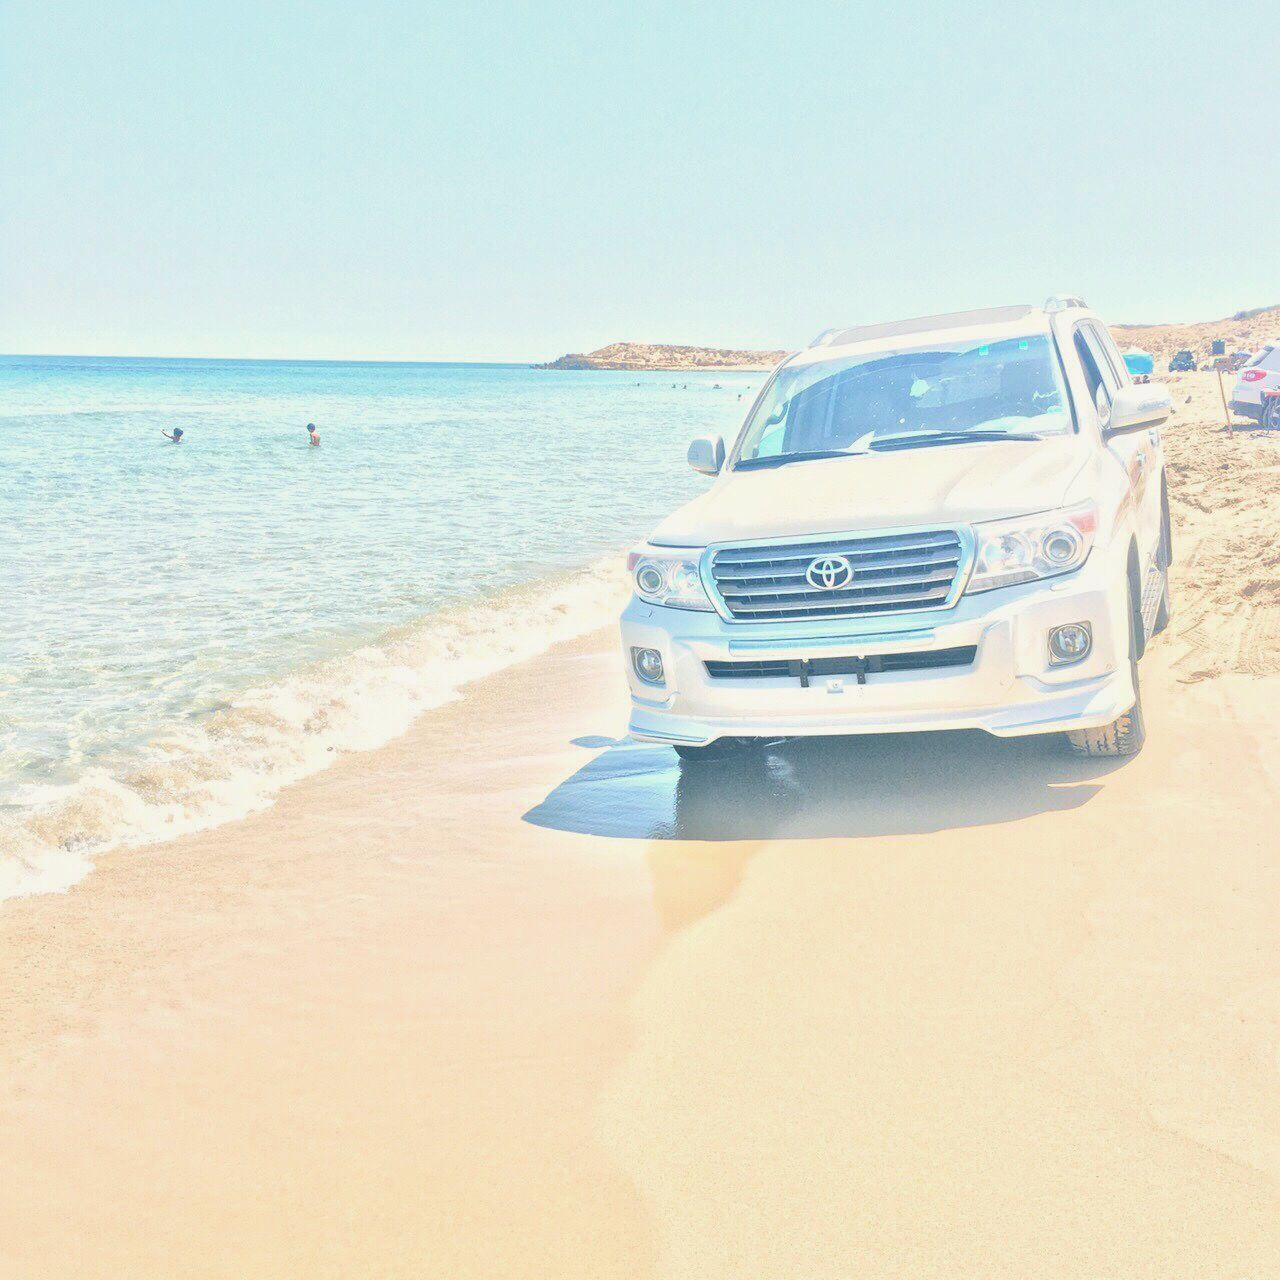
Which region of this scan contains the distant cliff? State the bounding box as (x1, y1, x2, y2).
(539, 341, 791, 371)
(539, 305, 1280, 373)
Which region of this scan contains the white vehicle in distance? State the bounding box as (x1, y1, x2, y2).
(1230, 340, 1280, 428)
(621, 297, 1174, 762)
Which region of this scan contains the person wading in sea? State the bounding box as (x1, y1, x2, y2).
(161, 427, 184, 443)
(307, 423, 320, 446)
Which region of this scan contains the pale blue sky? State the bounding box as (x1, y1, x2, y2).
(2, 1, 1276, 361)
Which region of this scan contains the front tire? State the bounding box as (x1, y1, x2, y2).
(1066, 588, 1147, 758)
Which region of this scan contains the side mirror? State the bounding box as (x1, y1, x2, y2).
(1103, 382, 1172, 438)
(687, 434, 726, 476)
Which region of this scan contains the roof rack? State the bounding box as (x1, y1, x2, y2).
(1043, 294, 1088, 313)
(807, 305, 1035, 350)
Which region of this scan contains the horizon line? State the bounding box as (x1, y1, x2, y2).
(0, 351, 548, 367)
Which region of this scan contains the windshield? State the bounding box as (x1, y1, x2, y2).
(735, 333, 1071, 465)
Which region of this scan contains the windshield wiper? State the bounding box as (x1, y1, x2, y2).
(867, 429, 1042, 453)
(735, 449, 860, 470)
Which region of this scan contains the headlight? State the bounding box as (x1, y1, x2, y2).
(966, 505, 1096, 594)
(626, 550, 714, 611)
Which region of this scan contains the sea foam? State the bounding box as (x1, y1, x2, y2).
(0, 559, 629, 903)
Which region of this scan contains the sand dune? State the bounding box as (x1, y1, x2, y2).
(1114, 304, 1280, 365)
(1, 374, 1278, 1277)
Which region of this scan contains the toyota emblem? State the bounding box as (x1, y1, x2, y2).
(805, 555, 854, 590)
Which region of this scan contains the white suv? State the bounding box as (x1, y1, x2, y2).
(621, 298, 1174, 761)
(1230, 341, 1280, 428)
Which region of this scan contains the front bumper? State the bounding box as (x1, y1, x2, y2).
(621, 563, 1133, 745)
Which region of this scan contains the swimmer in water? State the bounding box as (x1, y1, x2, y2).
(161, 427, 184, 443)
(306, 423, 320, 446)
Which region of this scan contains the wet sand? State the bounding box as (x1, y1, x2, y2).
(3, 375, 1280, 1276)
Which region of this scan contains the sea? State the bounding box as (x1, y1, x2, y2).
(0, 354, 759, 900)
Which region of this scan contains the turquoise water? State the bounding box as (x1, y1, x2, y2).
(0, 354, 759, 896)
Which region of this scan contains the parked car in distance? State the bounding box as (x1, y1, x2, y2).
(622, 297, 1174, 763)
(1230, 341, 1280, 428)
(1169, 349, 1197, 372)
(1266, 392, 1280, 429)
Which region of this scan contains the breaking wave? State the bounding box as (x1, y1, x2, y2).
(0, 559, 629, 903)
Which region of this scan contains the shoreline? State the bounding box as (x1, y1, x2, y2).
(0, 557, 630, 904)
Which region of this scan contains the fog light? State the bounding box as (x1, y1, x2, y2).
(1048, 622, 1092, 666)
(631, 646, 665, 685)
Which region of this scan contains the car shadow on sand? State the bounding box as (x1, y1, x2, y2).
(523, 730, 1129, 842)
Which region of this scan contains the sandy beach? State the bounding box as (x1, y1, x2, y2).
(3, 373, 1279, 1278)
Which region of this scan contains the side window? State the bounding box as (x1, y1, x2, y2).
(1076, 324, 1118, 422)
(1088, 322, 1129, 388)
(1074, 328, 1106, 406)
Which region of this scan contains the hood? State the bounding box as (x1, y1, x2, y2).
(649, 436, 1092, 546)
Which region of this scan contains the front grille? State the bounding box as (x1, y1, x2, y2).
(708, 529, 966, 622)
(705, 646, 977, 682)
